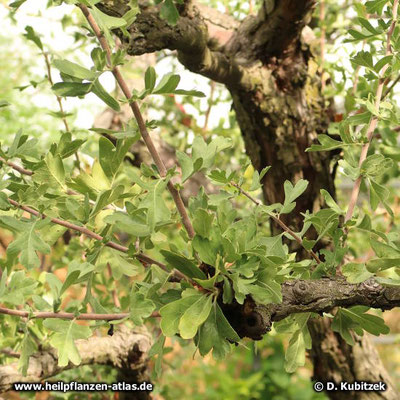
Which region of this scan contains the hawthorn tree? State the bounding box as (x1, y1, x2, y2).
(1, 0, 400, 399)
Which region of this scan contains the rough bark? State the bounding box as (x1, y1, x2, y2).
(100, 0, 243, 85)
(98, 1, 398, 397)
(221, 277, 400, 340)
(0, 326, 152, 396)
(225, 0, 315, 64)
(308, 318, 397, 400)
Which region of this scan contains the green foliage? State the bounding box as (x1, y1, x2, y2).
(0, 270, 37, 306)
(161, 250, 206, 279)
(4, 218, 51, 269)
(52, 58, 121, 111)
(160, 289, 213, 339)
(133, 67, 206, 100)
(43, 319, 92, 366)
(280, 179, 308, 214)
(196, 304, 240, 359)
(155, 0, 183, 25)
(332, 306, 389, 346)
(178, 136, 232, 182)
(17, 327, 37, 376)
(2, 0, 400, 396)
(23, 26, 43, 50)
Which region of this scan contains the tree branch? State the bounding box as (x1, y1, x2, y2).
(235, 277, 400, 340)
(6, 197, 176, 276)
(225, 0, 316, 65)
(79, 3, 196, 240)
(0, 306, 129, 321)
(0, 157, 33, 176)
(2, 275, 400, 343)
(99, 1, 243, 86)
(0, 326, 151, 393)
(272, 277, 400, 322)
(102, 1, 316, 84)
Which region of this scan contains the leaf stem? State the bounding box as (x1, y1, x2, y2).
(43, 52, 70, 133)
(43, 51, 81, 168)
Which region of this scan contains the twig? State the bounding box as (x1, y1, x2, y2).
(0, 306, 128, 321)
(0, 306, 160, 321)
(43, 52, 81, 169)
(6, 197, 171, 273)
(0, 349, 20, 359)
(382, 73, 400, 99)
(40, 253, 47, 272)
(231, 182, 322, 264)
(78, 4, 195, 239)
(345, 0, 399, 223)
(107, 262, 121, 308)
(0, 156, 33, 176)
(43, 52, 70, 133)
(320, 0, 326, 92)
(203, 81, 216, 132)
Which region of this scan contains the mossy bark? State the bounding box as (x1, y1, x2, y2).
(227, 37, 397, 400)
(225, 23, 397, 400)
(227, 54, 335, 235)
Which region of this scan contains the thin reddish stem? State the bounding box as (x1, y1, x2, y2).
(0, 306, 128, 321)
(0, 157, 33, 176)
(345, 0, 399, 223)
(43, 52, 70, 133)
(7, 198, 170, 272)
(78, 4, 195, 239)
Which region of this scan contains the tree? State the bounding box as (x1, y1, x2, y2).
(1, 0, 400, 399)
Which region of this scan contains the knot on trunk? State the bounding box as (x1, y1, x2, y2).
(219, 296, 272, 340)
(293, 280, 311, 302)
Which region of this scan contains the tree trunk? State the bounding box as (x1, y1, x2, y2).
(224, 17, 397, 400)
(308, 318, 397, 400)
(227, 46, 334, 235)
(117, 366, 152, 400)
